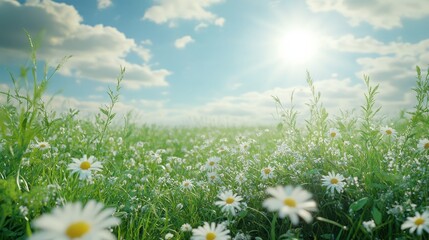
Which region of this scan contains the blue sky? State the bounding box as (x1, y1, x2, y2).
(1, 0, 429, 125)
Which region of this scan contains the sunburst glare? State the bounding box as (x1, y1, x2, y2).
(276, 29, 320, 64)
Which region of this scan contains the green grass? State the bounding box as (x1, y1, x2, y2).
(1, 36, 429, 240)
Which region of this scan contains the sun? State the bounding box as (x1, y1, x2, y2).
(276, 29, 320, 64)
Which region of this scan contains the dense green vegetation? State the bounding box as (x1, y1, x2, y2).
(1, 36, 429, 240)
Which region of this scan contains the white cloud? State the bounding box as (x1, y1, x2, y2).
(328, 34, 429, 57)
(1, 72, 414, 126)
(195, 22, 209, 31)
(306, 0, 429, 29)
(97, 0, 112, 9)
(132, 44, 152, 62)
(95, 86, 105, 92)
(0, 0, 170, 89)
(0, 84, 9, 103)
(135, 99, 166, 109)
(143, 0, 225, 27)
(323, 33, 429, 117)
(174, 35, 195, 49)
(214, 17, 225, 26)
(327, 34, 429, 100)
(88, 94, 103, 100)
(177, 78, 370, 125)
(141, 39, 153, 46)
(327, 34, 390, 54)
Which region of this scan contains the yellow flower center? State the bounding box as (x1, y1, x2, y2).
(263, 168, 271, 174)
(206, 232, 216, 240)
(415, 217, 425, 226)
(40, 143, 46, 148)
(225, 197, 235, 204)
(184, 182, 190, 187)
(210, 175, 216, 180)
(209, 161, 215, 166)
(424, 142, 429, 149)
(80, 161, 91, 170)
(330, 132, 336, 138)
(330, 178, 339, 184)
(283, 198, 297, 208)
(385, 129, 392, 135)
(65, 221, 91, 238)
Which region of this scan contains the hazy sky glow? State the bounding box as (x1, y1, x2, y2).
(1, 0, 429, 125)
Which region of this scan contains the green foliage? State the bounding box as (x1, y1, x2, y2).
(0, 178, 21, 239)
(305, 71, 329, 141)
(349, 197, 369, 212)
(360, 75, 381, 143)
(273, 90, 298, 132)
(409, 66, 429, 137)
(94, 66, 125, 147)
(0, 33, 70, 178)
(0, 178, 19, 220)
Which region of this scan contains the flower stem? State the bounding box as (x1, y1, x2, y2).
(270, 213, 277, 240)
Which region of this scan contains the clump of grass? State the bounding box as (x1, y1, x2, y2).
(410, 66, 429, 130)
(95, 66, 125, 146)
(0, 33, 69, 181)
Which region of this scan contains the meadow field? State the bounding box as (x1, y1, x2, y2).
(1, 40, 429, 240)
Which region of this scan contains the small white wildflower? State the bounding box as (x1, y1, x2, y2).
(35, 141, 50, 151)
(207, 172, 220, 183)
(181, 179, 194, 190)
(380, 126, 396, 137)
(181, 223, 192, 232)
(362, 220, 376, 232)
(260, 166, 274, 180)
(328, 128, 341, 139)
(235, 174, 247, 184)
(165, 233, 174, 239)
(19, 206, 28, 217)
(205, 157, 221, 171)
(176, 203, 183, 210)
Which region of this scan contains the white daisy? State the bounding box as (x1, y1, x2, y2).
(380, 126, 396, 137)
(261, 166, 274, 180)
(35, 141, 51, 151)
(215, 190, 243, 216)
(181, 223, 192, 232)
(68, 155, 103, 180)
(216, 145, 229, 154)
(417, 138, 429, 151)
(205, 157, 221, 171)
(30, 200, 120, 240)
(263, 185, 317, 225)
(328, 128, 341, 139)
(191, 222, 230, 240)
(181, 179, 194, 190)
(321, 172, 346, 194)
(401, 211, 429, 235)
(207, 172, 220, 183)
